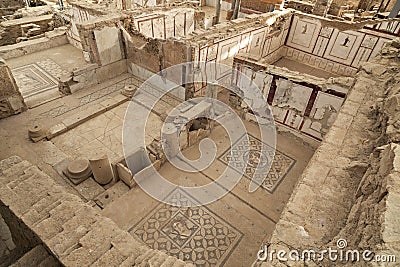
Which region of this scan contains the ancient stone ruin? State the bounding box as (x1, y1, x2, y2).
(0, 0, 399, 266)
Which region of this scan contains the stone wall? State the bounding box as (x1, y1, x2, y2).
(284, 0, 314, 13)
(130, 8, 201, 39)
(258, 38, 400, 267)
(0, 14, 54, 46)
(0, 198, 42, 267)
(185, 10, 292, 96)
(0, 59, 26, 119)
(0, 0, 24, 17)
(0, 0, 24, 8)
(0, 27, 68, 60)
(75, 14, 125, 65)
(283, 13, 400, 76)
(0, 214, 16, 265)
(0, 156, 194, 266)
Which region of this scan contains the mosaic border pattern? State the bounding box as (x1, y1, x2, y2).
(12, 63, 58, 98)
(130, 188, 243, 266)
(218, 134, 296, 193)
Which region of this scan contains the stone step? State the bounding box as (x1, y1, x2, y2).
(37, 255, 62, 267)
(10, 245, 49, 267)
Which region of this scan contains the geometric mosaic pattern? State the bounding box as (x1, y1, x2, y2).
(218, 134, 296, 193)
(36, 58, 69, 79)
(130, 189, 243, 266)
(12, 63, 58, 99)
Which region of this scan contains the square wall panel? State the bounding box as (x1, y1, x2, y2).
(248, 28, 266, 57)
(323, 30, 364, 65)
(286, 16, 321, 53)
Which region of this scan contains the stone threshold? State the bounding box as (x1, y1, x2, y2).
(46, 93, 128, 140)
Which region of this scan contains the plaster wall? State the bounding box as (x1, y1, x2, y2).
(133, 8, 196, 39)
(233, 57, 349, 141)
(260, 38, 400, 267)
(67, 7, 98, 49)
(283, 14, 398, 76)
(190, 11, 292, 95)
(94, 26, 124, 65)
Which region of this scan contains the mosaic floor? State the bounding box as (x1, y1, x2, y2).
(12, 59, 68, 100)
(218, 134, 296, 193)
(130, 189, 243, 266)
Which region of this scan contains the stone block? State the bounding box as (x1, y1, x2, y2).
(21, 209, 44, 226)
(12, 245, 49, 267)
(111, 232, 148, 258)
(125, 147, 151, 175)
(153, 159, 162, 171)
(48, 224, 91, 258)
(4, 238, 15, 250)
(7, 95, 26, 113)
(160, 256, 179, 267)
(339, 100, 361, 117)
(1, 160, 32, 182)
(0, 156, 22, 172)
(135, 249, 157, 265)
(33, 217, 63, 241)
(94, 26, 123, 65)
(148, 251, 169, 266)
(74, 178, 105, 201)
(49, 195, 83, 224)
(47, 123, 67, 139)
(116, 163, 135, 188)
(323, 126, 348, 147)
(79, 217, 123, 250)
(333, 112, 354, 130)
(61, 246, 110, 267)
(91, 247, 126, 267)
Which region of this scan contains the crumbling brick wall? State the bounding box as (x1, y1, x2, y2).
(0, 15, 53, 46)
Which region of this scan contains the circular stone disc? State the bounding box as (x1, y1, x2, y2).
(67, 159, 90, 175)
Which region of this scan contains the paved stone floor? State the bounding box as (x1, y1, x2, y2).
(101, 120, 315, 266)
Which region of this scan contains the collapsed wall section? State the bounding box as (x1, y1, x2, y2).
(0, 59, 26, 119)
(232, 55, 353, 141)
(259, 38, 400, 267)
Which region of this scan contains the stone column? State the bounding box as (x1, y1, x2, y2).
(89, 155, 114, 185)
